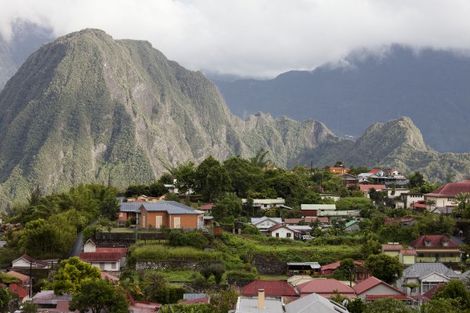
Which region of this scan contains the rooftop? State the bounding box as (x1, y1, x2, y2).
(410, 235, 460, 249)
(120, 201, 201, 215)
(286, 293, 349, 313)
(297, 279, 355, 295)
(401, 263, 459, 279)
(426, 180, 470, 197)
(241, 280, 298, 297)
(235, 296, 284, 313)
(353, 276, 403, 295)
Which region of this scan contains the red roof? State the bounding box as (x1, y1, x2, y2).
(284, 218, 303, 224)
(410, 235, 460, 249)
(79, 252, 123, 262)
(6, 271, 29, 284)
(400, 249, 417, 256)
(321, 260, 364, 272)
(241, 280, 298, 297)
(354, 276, 403, 295)
(369, 168, 381, 174)
(359, 184, 386, 192)
(412, 201, 427, 209)
(427, 180, 470, 197)
(297, 279, 355, 295)
(95, 247, 128, 254)
(200, 203, 214, 211)
(381, 243, 403, 251)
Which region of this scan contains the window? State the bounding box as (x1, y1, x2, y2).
(111, 262, 117, 270)
(173, 217, 181, 229)
(99, 263, 104, 270)
(155, 216, 162, 228)
(287, 233, 292, 238)
(276, 233, 279, 238)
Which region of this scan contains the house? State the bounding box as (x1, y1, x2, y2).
(250, 217, 282, 232)
(340, 174, 359, 188)
(424, 180, 470, 213)
(353, 276, 408, 302)
(3, 271, 29, 300)
(397, 263, 459, 295)
(400, 193, 425, 209)
(32, 290, 73, 313)
(287, 275, 315, 287)
(284, 217, 329, 226)
(301, 204, 336, 217)
(297, 279, 356, 298)
(344, 220, 360, 233)
(382, 243, 404, 258)
(384, 187, 410, 199)
(383, 217, 416, 227)
(242, 198, 286, 210)
(329, 166, 350, 175)
(285, 292, 350, 313)
(11, 254, 53, 270)
(288, 225, 313, 239)
(410, 235, 461, 263)
(359, 184, 386, 198)
(359, 168, 408, 186)
(240, 280, 298, 301)
(139, 201, 204, 229)
(80, 239, 128, 272)
(268, 224, 298, 240)
(400, 249, 417, 266)
(235, 290, 284, 313)
(321, 260, 369, 282)
(287, 262, 321, 275)
(199, 203, 214, 214)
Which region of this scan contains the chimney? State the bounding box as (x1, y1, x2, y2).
(257, 289, 265, 310)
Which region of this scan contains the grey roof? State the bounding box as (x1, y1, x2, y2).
(401, 263, 459, 279)
(235, 297, 284, 313)
(286, 293, 349, 313)
(32, 290, 72, 304)
(183, 293, 208, 300)
(251, 217, 282, 225)
(459, 270, 470, 281)
(119, 201, 200, 215)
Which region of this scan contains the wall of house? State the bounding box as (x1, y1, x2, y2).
(90, 261, 120, 272)
(357, 284, 402, 300)
(170, 214, 199, 229)
(141, 211, 169, 228)
(83, 242, 96, 253)
(256, 220, 278, 229)
(383, 251, 400, 258)
(271, 228, 294, 239)
(401, 255, 416, 265)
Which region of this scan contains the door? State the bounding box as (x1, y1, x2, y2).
(155, 216, 162, 229)
(173, 217, 181, 229)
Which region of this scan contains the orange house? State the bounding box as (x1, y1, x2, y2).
(137, 201, 204, 230)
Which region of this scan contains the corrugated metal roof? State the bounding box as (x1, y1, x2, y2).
(119, 201, 200, 215)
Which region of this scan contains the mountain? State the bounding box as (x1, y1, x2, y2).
(294, 117, 470, 182)
(0, 21, 53, 90)
(0, 29, 335, 205)
(212, 45, 470, 153)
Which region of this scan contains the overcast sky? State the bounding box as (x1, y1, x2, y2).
(1, 0, 470, 78)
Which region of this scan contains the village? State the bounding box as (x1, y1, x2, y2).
(1, 157, 470, 313)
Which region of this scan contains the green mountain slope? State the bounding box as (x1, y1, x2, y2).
(295, 117, 470, 181)
(0, 29, 335, 205)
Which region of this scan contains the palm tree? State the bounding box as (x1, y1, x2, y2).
(250, 149, 271, 168)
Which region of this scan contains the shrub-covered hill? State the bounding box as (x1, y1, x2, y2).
(0, 29, 335, 205)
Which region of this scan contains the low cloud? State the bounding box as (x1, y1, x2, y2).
(1, 0, 470, 78)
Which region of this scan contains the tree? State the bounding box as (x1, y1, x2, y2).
(210, 288, 238, 313)
(347, 298, 365, 313)
(421, 298, 460, 313)
(212, 194, 242, 222)
(21, 302, 38, 313)
(0, 288, 12, 313)
(70, 279, 128, 313)
(250, 149, 271, 168)
(455, 192, 470, 218)
(195, 157, 231, 202)
(337, 258, 356, 286)
(336, 197, 374, 211)
(49, 257, 101, 295)
(167, 162, 197, 194)
(409, 172, 425, 189)
(365, 254, 403, 284)
(434, 280, 470, 310)
(363, 298, 416, 313)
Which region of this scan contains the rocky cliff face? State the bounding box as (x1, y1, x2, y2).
(0, 29, 334, 204)
(295, 117, 470, 182)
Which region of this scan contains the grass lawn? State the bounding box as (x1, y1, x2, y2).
(158, 270, 195, 283)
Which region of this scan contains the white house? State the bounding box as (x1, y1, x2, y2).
(250, 217, 282, 232)
(79, 240, 128, 272)
(300, 204, 336, 217)
(268, 224, 298, 240)
(242, 198, 286, 210)
(11, 255, 52, 270)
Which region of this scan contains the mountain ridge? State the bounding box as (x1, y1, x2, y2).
(0, 29, 335, 206)
(212, 45, 470, 153)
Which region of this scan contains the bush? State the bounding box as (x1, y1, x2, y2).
(168, 231, 209, 249)
(225, 271, 257, 286)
